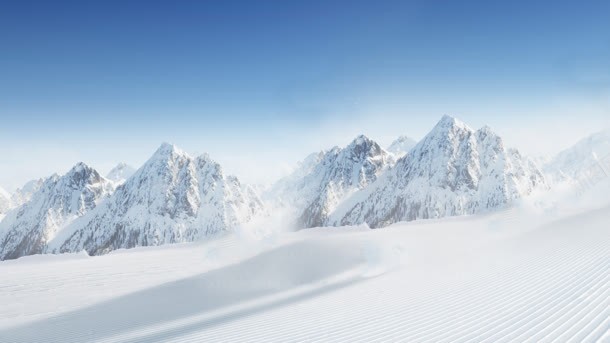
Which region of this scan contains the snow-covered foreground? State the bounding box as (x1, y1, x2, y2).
(0, 202, 608, 342)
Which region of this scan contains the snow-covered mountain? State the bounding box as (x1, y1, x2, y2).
(51, 143, 264, 256)
(106, 162, 136, 184)
(329, 115, 547, 228)
(387, 135, 417, 157)
(0, 163, 114, 260)
(10, 178, 44, 208)
(267, 135, 395, 228)
(0, 187, 12, 220)
(544, 129, 610, 183)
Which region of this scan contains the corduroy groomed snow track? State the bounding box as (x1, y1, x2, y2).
(0, 205, 608, 342)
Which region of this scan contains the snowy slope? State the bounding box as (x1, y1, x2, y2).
(106, 162, 136, 184)
(267, 135, 395, 228)
(50, 143, 264, 256)
(0, 163, 114, 260)
(0, 195, 608, 342)
(545, 129, 610, 183)
(387, 135, 417, 157)
(329, 115, 548, 228)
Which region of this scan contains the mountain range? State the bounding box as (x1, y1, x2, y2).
(328, 116, 547, 228)
(544, 129, 610, 183)
(0, 164, 114, 260)
(266, 135, 396, 228)
(0, 115, 604, 260)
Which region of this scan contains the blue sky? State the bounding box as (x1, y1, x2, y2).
(1, 0, 609, 190)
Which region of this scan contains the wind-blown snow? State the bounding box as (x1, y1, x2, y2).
(50, 143, 264, 256)
(329, 115, 548, 228)
(0, 116, 603, 262)
(0, 191, 607, 342)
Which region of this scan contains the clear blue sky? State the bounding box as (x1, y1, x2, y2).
(1, 0, 609, 190)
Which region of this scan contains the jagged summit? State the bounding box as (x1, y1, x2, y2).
(427, 115, 470, 137)
(70, 161, 89, 171)
(149, 142, 186, 162)
(51, 142, 264, 256)
(0, 143, 264, 260)
(349, 134, 373, 146)
(64, 162, 105, 188)
(328, 116, 547, 228)
(0, 163, 114, 260)
(267, 134, 395, 228)
(0, 118, 575, 259)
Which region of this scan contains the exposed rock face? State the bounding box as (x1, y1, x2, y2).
(267, 135, 395, 228)
(0, 144, 264, 260)
(0, 117, 558, 259)
(329, 115, 547, 228)
(52, 143, 264, 256)
(0, 163, 114, 260)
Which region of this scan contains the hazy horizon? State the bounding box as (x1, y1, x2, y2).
(1, 112, 608, 192)
(1, 1, 609, 190)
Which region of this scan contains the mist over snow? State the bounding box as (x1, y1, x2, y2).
(1, 115, 609, 261)
(1, 116, 609, 342)
(2, 1, 610, 340)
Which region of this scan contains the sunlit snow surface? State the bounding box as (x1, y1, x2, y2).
(0, 191, 608, 342)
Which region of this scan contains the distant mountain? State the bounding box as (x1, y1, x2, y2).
(544, 129, 610, 183)
(387, 136, 417, 157)
(0, 178, 46, 222)
(50, 143, 264, 256)
(0, 163, 114, 260)
(10, 178, 44, 208)
(267, 135, 395, 228)
(106, 162, 136, 184)
(0, 186, 12, 220)
(0, 119, 569, 259)
(328, 115, 548, 228)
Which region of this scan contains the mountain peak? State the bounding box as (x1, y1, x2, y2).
(387, 136, 417, 157)
(420, 115, 472, 144)
(344, 134, 386, 160)
(478, 124, 493, 132)
(148, 143, 190, 166)
(475, 125, 502, 143)
(435, 114, 467, 129)
(68, 162, 95, 175)
(154, 142, 183, 157)
(106, 163, 136, 183)
(196, 152, 213, 163)
(349, 134, 374, 147)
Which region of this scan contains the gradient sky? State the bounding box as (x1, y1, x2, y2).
(1, 0, 609, 190)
